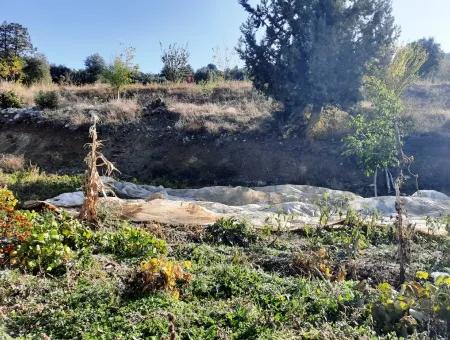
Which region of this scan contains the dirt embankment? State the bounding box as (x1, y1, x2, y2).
(1, 115, 449, 196)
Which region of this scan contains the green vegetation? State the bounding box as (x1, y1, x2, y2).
(344, 45, 428, 196)
(238, 0, 397, 121)
(0, 90, 22, 109)
(0, 168, 83, 202)
(1, 185, 449, 338)
(102, 48, 137, 99)
(160, 43, 193, 83)
(34, 89, 60, 109)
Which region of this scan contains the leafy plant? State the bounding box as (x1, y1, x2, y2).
(34, 90, 59, 109)
(0, 188, 32, 266)
(134, 257, 192, 299)
(0, 90, 23, 109)
(206, 217, 258, 247)
(102, 47, 137, 99)
(373, 275, 450, 336)
(96, 223, 167, 259)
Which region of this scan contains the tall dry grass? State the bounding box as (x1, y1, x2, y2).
(0, 81, 58, 106)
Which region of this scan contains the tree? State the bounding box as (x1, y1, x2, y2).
(224, 66, 247, 81)
(344, 45, 428, 197)
(409, 38, 444, 79)
(102, 48, 137, 99)
(84, 53, 106, 83)
(50, 64, 74, 84)
(194, 64, 222, 83)
(0, 56, 24, 82)
(0, 22, 34, 59)
(238, 0, 398, 122)
(160, 44, 192, 82)
(22, 54, 51, 84)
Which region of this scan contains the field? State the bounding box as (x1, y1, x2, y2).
(1, 80, 450, 339)
(0, 170, 449, 339)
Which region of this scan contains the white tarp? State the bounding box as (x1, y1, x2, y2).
(47, 179, 450, 233)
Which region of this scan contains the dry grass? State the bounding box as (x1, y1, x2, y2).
(170, 96, 277, 133)
(403, 83, 450, 133)
(0, 154, 26, 173)
(0, 81, 58, 106)
(46, 98, 141, 126)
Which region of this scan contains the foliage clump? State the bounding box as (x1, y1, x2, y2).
(238, 0, 397, 120)
(0, 90, 23, 109)
(206, 217, 258, 247)
(96, 223, 167, 259)
(131, 257, 192, 299)
(373, 274, 450, 337)
(34, 90, 60, 109)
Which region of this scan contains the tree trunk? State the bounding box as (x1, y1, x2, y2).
(385, 168, 391, 194)
(306, 104, 324, 136)
(373, 167, 378, 197)
(117, 88, 120, 100)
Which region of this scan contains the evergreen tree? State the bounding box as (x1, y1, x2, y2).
(0, 21, 34, 59)
(238, 0, 398, 121)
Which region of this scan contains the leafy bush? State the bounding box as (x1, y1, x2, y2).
(0, 90, 23, 109)
(194, 64, 222, 83)
(96, 223, 167, 259)
(132, 257, 192, 298)
(373, 275, 450, 337)
(23, 55, 51, 85)
(15, 211, 91, 274)
(34, 90, 59, 109)
(0, 188, 32, 266)
(206, 217, 258, 247)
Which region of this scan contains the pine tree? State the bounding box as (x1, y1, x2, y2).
(238, 0, 398, 122)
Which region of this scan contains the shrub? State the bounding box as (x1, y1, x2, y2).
(34, 90, 59, 109)
(134, 257, 192, 298)
(373, 277, 450, 337)
(96, 223, 167, 259)
(23, 55, 51, 85)
(0, 188, 33, 267)
(15, 211, 90, 273)
(206, 217, 258, 247)
(0, 90, 23, 109)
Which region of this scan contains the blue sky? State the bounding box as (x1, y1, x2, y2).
(2, 0, 449, 73)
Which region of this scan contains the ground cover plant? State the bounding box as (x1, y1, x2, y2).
(0, 183, 449, 339)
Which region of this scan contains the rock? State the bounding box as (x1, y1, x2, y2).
(4, 108, 44, 122)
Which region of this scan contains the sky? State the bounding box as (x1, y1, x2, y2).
(1, 0, 449, 73)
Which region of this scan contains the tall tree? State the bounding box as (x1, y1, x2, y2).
(160, 44, 192, 82)
(84, 53, 106, 83)
(238, 0, 398, 122)
(0, 22, 34, 59)
(409, 38, 445, 79)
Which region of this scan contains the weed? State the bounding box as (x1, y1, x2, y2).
(95, 222, 167, 259)
(206, 217, 258, 247)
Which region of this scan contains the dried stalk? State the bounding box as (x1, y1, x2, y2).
(79, 114, 119, 223)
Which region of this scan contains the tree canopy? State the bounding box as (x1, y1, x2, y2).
(238, 0, 398, 118)
(0, 21, 34, 59)
(409, 38, 445, 79)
